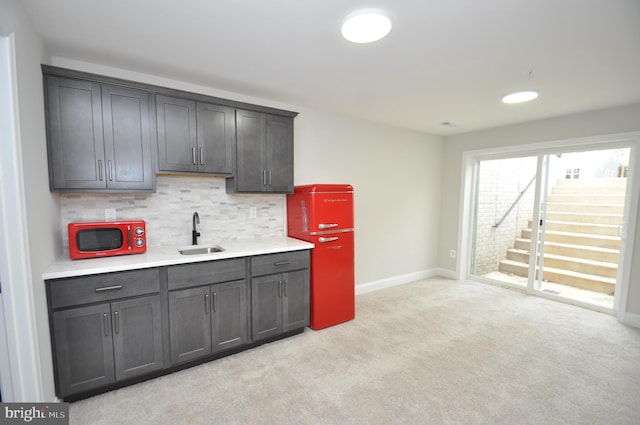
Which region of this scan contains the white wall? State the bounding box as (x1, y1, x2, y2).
(439, 103, 640, 318)
(0, 0, 59, 401)
(293, 108, 444, 285)
(51, 57, 445, 289)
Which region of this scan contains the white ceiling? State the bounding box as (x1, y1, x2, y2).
(19, 0, 640, 135)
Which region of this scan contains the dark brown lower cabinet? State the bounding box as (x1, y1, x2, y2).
(251, 269, 309, 341)
(52, 295, 163, 397)
(47, 250, 309, 400)
(168, 280, 248, 365)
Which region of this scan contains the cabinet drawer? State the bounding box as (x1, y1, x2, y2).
(168, 258, 246, 290)
(49, 268, 160, 309)
(250, 250, 309, 277)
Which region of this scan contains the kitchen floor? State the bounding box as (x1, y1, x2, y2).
(68, 277, 640, 425)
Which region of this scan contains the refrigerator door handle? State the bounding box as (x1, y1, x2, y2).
(318, 223, 338, 229)
(318, 236, 339, 243)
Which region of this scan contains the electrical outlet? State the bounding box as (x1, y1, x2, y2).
(105, 208, 116, 221)
(249, 207, 257, 219)
(449, 249, 456, 259)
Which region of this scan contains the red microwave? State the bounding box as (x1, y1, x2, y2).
(68, 220, 147, 260)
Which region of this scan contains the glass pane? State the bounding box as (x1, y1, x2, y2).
(76, 228, 124, 251)
(471, 156, 538, 287)
(535, 148, 629, 309)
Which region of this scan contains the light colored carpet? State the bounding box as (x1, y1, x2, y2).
(69, 278, 640, 424)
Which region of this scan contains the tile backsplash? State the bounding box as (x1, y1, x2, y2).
(60, 175, 285, 249)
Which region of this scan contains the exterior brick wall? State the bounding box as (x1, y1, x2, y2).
(474, 157, 537, 276)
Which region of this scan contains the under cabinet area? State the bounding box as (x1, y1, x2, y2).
(45, 248, 311, 400)
(47, 269, 163, 397)
(44, 74, 154, 192)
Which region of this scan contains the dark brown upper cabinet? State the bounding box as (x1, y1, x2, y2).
(226, 109, 294, 193)
(156, 95, 235, 175)
(44, 76, 154, 192)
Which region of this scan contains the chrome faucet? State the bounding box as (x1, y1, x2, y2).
(192, 212, 200, 245)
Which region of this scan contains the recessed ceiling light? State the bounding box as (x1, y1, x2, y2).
(502, 90, 539, 104)
(341, 9, 392, 43)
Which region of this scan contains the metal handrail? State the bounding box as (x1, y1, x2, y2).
(493, 175, 536, 228)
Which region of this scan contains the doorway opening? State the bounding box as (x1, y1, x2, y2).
(470, 146, 632, 312)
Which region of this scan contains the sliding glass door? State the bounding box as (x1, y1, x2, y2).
(533, 148, 630, 309)
(470, 145, 632, 311)
(470, 155, 538, 288)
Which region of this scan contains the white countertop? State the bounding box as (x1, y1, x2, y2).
(43, 237, 314, 280)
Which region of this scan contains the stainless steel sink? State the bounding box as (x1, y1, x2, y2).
(178, 245, 225, 255)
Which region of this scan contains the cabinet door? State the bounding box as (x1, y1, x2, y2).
(102, 85, 153, 190)
(45, 76, 105, 190)
(52, 304, 115, 396)
(266, 115, 294, 193)
(235, 109, 267, 192)
(251, 274, 283, 341)
(211, 280, 248, 352)
(156, 95, 197, 172)
(283, 270, 310, 331)
(196, 102, 235, 174)
(111, 295, 164, 380)
(168, 286, 212, 364)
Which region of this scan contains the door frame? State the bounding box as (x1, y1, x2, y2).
(458, 131, 640, 318)
(0, 34, 45, 401)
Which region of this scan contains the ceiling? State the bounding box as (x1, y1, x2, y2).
(19, 0, 640, 135)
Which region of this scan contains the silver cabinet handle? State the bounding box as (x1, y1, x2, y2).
(274, 261, 290, 266)
(283, 279, 288, 297)
(205, 293, 209, 315)
(318, 223, 338, 229)
(114, 311, 120, 334)
(98, 160, 103, 181)
(103, 313, 109, 336)
(108, 160, 113, 181)
(95, 285, 123, 292)
(268, 170, 272, 186)
(199, 147, 204, 166)
(212, 292, 217, 312)
(319, 237, 339, 243)
(192, 147, 197, 165)
(278, 280, 282, 298)
(262, 170, 267, 186)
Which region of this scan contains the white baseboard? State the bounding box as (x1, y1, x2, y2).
(433, 268, 457, 280)
(356, 268, 453, 295)
(619, 311, 640, 328)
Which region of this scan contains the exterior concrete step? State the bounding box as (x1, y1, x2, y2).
(528, 220, 621, 237)
(546, 194, 625, 204)
(554, 178, 627, 187)
(514, 238, 620, 263)
(521, 229, 621, 250)
(498, 259, 615, 294)
(505, 249, 618, 278)
(552, 185, 627, 195)
(546, 202, 624, 214)
(545, 211, 624, 225)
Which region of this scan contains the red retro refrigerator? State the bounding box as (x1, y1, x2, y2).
(287, 184, 355, 330)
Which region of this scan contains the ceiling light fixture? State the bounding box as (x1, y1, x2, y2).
(341, 9, 392, 43)
(501, 90, 539, 104)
